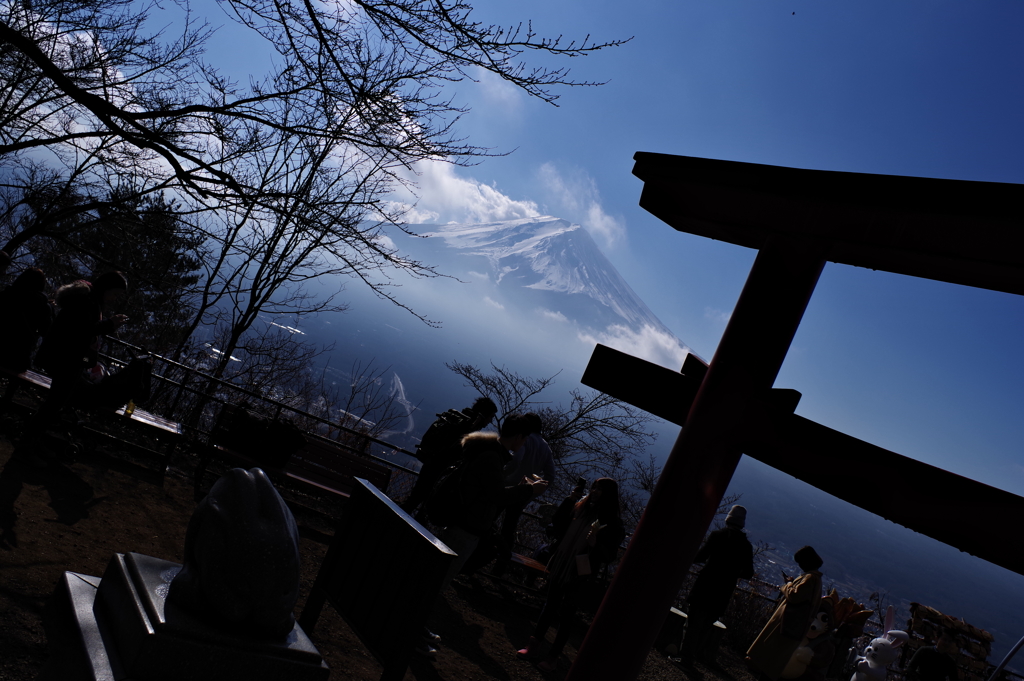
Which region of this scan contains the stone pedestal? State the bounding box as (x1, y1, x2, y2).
(52, 552, 328, 681)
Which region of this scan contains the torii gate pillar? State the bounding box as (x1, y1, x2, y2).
(566, 234, 829, 681)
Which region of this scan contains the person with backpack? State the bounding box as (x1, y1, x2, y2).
(401, 396, 497, 518)
(418, 420, 547, 658)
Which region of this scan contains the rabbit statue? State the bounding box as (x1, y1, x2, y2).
(850, 606, 909, 681)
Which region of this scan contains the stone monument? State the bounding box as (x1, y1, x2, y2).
(47, 468, 329, 681)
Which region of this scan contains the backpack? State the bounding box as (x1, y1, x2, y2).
(415, 408, 475, 465)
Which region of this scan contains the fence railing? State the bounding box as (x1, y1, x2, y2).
(97, 337, 421, 498)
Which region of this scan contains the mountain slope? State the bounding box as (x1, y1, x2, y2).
(420, 216, 680, 339)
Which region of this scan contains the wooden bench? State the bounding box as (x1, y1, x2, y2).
(287, 436, 392, 497)
(195, 405, 392, 502)
(300, 479, 455, 681)
(1, 366, 183, 470)
(1, 367, 52, 407)
(81, 405, 185, 472)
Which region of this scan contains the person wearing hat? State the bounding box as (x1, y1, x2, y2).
(747, 546, 825, 681)
(680, 504, 755, 663)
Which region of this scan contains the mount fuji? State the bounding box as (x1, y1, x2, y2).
(418, 216, 678, 339)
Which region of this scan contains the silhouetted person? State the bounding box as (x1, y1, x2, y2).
(401, 396, 497, 517)
(33, 272, 128, 424)
(680, 504, 754, 663)
(747, 546, 824, 681)
(516, 477, 625, 672)
(906, 631, 959, 681)
(419, 427, 546, 657)
(498, 412, 554, 551)
(0, 268, 53, 375)
(450, 413, 540, 576)
(533, 476, 588, 566)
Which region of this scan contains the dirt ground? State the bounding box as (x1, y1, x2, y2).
(0, 417, 759, 681)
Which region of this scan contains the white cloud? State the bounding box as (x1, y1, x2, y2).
(537, 308, 569, 323)
(475, 68, 526, 117)
(467, 271, 490, 280)
(374, 234, 398, 252)
(537, 163, 626, 251)
(577, 323, 690, 371)
(484, 296, 505, 310)
(705, 306, 731, 325)
(396, 204, 442, 224)
(386, 159, 540, 225)
(382, 157, 626, 259)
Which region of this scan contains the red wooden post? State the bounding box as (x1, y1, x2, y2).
(566, 235, 829, 681)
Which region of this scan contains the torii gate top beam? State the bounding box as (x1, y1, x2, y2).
(633, 151, 1024, 295)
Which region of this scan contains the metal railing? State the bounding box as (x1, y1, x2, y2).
(98, 337, 420, 499)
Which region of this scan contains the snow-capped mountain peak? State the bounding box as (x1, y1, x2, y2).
(421, 217, 679, 340)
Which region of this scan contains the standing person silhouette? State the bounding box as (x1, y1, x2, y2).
(402, 396, 497, 519)
(418, 425, 547, 658)
(496, 413, 555, 559)
(680, 504, 755, 663)
(747, 546, 824, 681)
(33, 272, 129, 425)
(0, 268, 53, 374)
(515, 477, 625, 672)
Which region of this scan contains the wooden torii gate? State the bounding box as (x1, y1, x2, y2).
(565, 153, 1024, 681)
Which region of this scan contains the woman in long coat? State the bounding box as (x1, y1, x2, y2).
(747, 546, 824, 681)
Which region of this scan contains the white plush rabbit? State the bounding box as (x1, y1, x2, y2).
(849, 606, 909, 681)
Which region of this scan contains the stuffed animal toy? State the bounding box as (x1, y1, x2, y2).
(782, 598, 835, 679)
(850, 606, 909, 681)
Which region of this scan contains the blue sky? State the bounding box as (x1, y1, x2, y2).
(372, 1, 1024, 499)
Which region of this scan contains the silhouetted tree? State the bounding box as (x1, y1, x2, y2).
(445, 361, 559, 427)
(1, 0, 627, 297)
(24, 190, 203, 352)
